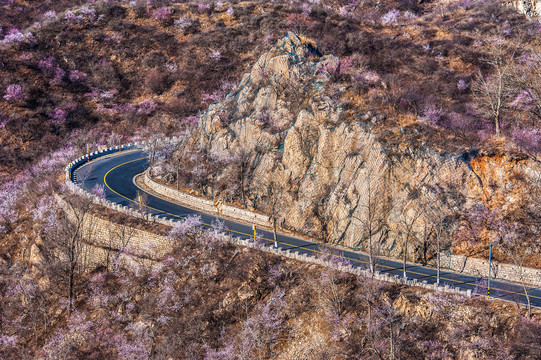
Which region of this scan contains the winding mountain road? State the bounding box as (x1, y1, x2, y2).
(73, 148, 541, 308)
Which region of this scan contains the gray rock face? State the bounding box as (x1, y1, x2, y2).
(171, 32, 541, 261)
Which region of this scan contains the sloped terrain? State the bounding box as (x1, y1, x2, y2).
(1, 0, 541, 358)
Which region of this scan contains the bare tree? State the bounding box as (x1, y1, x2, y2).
(422, 203, 451, 285)
(313, 250, 352, 317)
(472, 37, 517, 137)
(49, 194, 96, 313)
(351, 168, 392, 274)
(236, 147, 253, 207)
(397, 197, 422, 278)
(110, 222, 136, 272)
(169, 148, 184, 190)
(501, 235, 533, 318)
(418, 183, 460, 285)
(264, 180, 281, 249)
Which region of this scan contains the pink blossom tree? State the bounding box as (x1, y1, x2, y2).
(3, 84, 25, 102)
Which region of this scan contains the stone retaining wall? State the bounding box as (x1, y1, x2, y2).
(55, 194, 172, 272)
(441, 253, 541, 288)
(143, 169, 271, 227)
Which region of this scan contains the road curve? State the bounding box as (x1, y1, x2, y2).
(74, 149, 541, 308)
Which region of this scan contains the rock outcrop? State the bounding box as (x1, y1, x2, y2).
(508, 0, 541, 17)
(167, 32, 541, 263)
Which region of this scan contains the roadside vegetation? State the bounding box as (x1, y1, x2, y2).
(2, 215, 541, 358)
(1, 0, 541, 358)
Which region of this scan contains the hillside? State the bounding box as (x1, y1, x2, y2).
(2, 0, 540, 177)
(2, 223, 540, 358)
(1, 0, 541, 358)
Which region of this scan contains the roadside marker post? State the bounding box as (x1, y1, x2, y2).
(252, 224, 256, 241)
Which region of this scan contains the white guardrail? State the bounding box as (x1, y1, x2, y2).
(64, 138, 473, 298)
(64, 138, 181, 227)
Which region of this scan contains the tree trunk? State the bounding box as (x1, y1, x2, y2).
(68, 265, 74, 314)
(436, 235, 441, 285)
(527, 294, 531, 319)
(241, 177, 246, 207)
(369, 231, 374, 274)
(273, 218, 278, 248)
(523, 283, 532, 319)
(367, 303, 372, 330)
(68, 238, 76, 314)
(390, 323, 395, 360)
(403, 233, 408, 278)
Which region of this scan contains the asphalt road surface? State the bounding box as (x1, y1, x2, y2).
(73, 148, 541, 308)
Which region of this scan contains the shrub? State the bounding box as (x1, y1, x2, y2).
(143, 51, 167, 68)
(91, 60, 121, 89)
(144, 68, 172, 94)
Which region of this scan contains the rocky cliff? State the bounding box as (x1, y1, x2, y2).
(165, 32, 541, 265)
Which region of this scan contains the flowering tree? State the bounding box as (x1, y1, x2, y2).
(3, 84, 25, 102)
(68, 69, 88, 84)
(0, 181, 19, 233)
(471, 37, 516, 137)
(381, 9, 400, 25)
(49, 108, 67, 125)
(420, 104, 443, 125)
(512, 127, 541, 154)
(174, 17, 192, 32)
(151, 7, 173, 22)
(236, 288, 287, 359)
(169, 215, 202, 239)
(510, 53, 541, 123)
